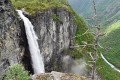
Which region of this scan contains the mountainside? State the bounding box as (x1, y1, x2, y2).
(69, 0, 120, 27)
(0, 0, 93, 79)
(97, 20, 120, 80)
(0, 0, 22, 79)
(101, 20, 120, 69)
(69, 0, 120, 80)
(24, 8, 77, 72)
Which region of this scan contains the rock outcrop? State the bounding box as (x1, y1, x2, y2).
(32, 71, 87, 80)
(0, 0, 22, 79)
(28, 8, 77, 72)
(0, 0, 84, 79)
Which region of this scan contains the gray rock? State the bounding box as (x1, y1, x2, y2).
(0, 0, 22, 79)
(29, 8, 77, 71)
(31, 71, 87, 80)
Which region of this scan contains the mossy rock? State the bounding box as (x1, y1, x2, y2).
(32, 72, 87, 80)
(32, 73, 54, 80)
(61, 73, 87, 80)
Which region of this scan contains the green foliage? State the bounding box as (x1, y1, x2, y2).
(100, 20, 120, 69)
(62, 10, 93, 59)
(98, 20, 120, 79)
(11, 0, 69, 15)
(73, 13, 93, 45)
(4, 64, 30, 80)
(52, 14, 63, 24)
(97, 57, 120, 80)
(63, 48, 83, 59)
(73, 11, 94, 57)
(106, 20, 120, 34)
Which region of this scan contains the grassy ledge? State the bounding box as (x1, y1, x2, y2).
(11, 0, 70, 15)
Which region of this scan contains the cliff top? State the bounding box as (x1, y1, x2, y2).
(11, 0, 70, 15)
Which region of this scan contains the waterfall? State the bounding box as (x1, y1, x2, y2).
(101, 53, 120, 73)
(17, 10, 45, 73)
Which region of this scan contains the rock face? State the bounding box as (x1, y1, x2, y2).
(29, 8, 77, 72)
(0, 0, 78, 78)
(32, 71, 87, 80)
(0, 0, 22, 79)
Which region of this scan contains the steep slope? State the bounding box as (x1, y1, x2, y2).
(0, 0, 22, 79)
(96, 20, 120, 80)
(100, 20, 120, 69)
(11, 0, 93, 74)
(69, 0, 120, 27)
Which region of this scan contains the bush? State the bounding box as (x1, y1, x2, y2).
(4, 64, 30, 80)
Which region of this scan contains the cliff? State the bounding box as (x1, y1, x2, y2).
(0, 0, 92, 79)
(0, 0, 22, 79)
(28, 8, 76, 72)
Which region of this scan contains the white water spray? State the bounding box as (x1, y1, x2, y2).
(17, 10, 45, 73)
(101, 53, 120, 73)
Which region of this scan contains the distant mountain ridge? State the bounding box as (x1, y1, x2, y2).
(69, 0, 120, 27)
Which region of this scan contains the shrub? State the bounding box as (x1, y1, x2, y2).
(4, 64, 30, 80)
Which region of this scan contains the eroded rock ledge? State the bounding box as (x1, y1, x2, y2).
(32, 71, 87, 80)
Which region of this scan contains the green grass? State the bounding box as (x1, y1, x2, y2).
(73, 13, 93, 45)
(51, 14, 63, 24)
(98, 20, 120, 79)
(106, 20, 120, 34)
(97, 57, 120, 80)
(100, 20, 120, 69)
(11, 0, 69, 15)
(63, 48, 83, 59)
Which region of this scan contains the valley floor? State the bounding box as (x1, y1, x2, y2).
(97, 55, 120, 80)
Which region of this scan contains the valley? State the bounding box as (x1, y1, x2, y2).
(0, 0, 120, 80)
(69, 0, 120, 80)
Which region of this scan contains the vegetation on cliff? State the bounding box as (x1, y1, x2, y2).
(11, 0, 69, 14)
(11, 0, 93, 59)
(4, 64, 30, 80)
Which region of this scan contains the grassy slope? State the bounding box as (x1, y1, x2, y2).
(97, 58, 120, 80)
(69, 0, 120, 79)
(101, 20, 120, 68)
(11, 0, 69, 15)
(98, 20, 120, 80)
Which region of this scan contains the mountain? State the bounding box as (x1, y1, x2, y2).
(96, 20, 120, 80)
(101, 20, 120, 69)
(0, 0, 92, 79)
(69, 0, 120, 27)
(69, 0, 120, 80)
